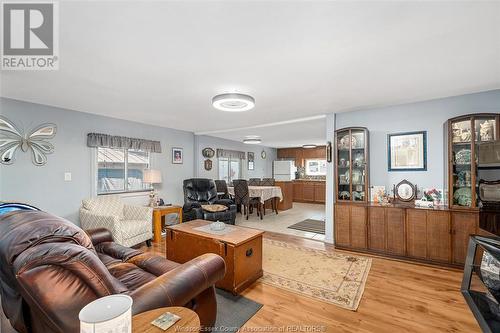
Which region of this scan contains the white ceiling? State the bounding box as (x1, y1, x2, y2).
(1, 1, 499, 148)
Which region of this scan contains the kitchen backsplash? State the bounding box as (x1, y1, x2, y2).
(296, 167, 326, 180)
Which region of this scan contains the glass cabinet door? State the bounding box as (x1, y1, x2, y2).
(351, 129, 366, 202)
(474, 116, 497, 206)
(337, 130, 350, 201)
(451, 119, 473, 207)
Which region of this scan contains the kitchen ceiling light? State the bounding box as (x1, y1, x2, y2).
(243, 136, 262, 144)
(212, 93, 255, 112)
(302, 144, 317, 149)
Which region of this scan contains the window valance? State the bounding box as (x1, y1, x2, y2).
(87, 133, 162, 153)
(216, 149, 246, 160)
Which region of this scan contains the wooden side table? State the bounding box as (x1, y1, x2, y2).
(133, 307, 199, 333)
(152, 206, 183, 243)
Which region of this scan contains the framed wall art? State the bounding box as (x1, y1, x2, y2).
(172, 147, 183, 164)
(387, 131, 427, 171)
(248, 152, 255, 170)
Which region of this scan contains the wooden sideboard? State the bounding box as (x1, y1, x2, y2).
(293, 180, 325, 204)
(334, 202, 479, 266)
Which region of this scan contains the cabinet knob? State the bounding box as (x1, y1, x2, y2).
(246, 248, 253, 257)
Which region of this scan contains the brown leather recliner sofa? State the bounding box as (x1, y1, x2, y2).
(0, 210, 226, 333)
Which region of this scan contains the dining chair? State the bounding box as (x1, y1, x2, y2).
(215, 179, 230, 199)
(261, 178, 275, 186)
(248, 178, 262, 186)
(232, 179, 262, 220)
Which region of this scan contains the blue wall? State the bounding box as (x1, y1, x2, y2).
(335, 89, 500, 198)
(0, 97, 196, 223)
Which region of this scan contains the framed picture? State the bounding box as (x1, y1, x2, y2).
(248, 152, 255, 170)
(387, 131, 427, 171)
(172, 147, 183, 164)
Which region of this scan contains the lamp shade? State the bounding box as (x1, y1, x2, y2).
(79, 295, 132, 333)
(143, 169, 162, 184)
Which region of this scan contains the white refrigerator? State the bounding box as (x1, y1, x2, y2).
(273, 160, 297, 181)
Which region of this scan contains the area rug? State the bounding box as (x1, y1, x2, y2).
(214, 288, 263, 333)
(260, 239, 371, 311)
(287, 219, 325, 234)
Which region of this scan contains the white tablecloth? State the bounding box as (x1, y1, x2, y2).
(228, 186, 283, 204)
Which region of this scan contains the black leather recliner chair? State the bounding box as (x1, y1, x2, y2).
(183, 178, 237, 224)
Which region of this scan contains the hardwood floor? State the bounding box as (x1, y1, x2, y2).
(140, 231, 480, 333)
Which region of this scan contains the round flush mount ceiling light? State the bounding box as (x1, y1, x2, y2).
(302, 144, 317, 149)
(212, 93, 255, 112)
(243, 136, 262, 145)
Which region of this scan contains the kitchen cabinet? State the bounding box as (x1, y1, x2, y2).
(302, 183, 315, 202)
(277, 146, 326, 168)
(292, 181, 325, 204)
(293, 182, 303, 201)
(314, 183, 326, 203)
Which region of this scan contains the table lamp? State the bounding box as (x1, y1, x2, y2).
(144, 169, 162, 207)
(79, 295, 133, 333)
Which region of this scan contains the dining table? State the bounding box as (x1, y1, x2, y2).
(227, 185, 283, 216)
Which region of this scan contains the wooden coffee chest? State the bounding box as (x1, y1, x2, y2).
(165, 220, 264, 294)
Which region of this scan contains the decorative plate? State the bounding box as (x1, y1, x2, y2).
(338, 135, 357, 150)
(395, 179, 416, 202)
(455, 149, 471, 164)
(202, 148, 215, 158)
(353, 191, 364, 200)
(454, 187, 472, 207)
(339, 191, 350, 200)
(352, 169, 363, 184)
(354, 151, 364, 167)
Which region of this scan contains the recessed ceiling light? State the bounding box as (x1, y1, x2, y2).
(243, 136, 261, 144)
(302, 144, 317, 149)
(212, 93, 255, 112)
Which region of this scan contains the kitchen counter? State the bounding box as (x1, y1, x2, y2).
(293, 179, 326, 182)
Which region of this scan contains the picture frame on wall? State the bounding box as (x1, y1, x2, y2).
(248, 152, 255, 170)
(172, 147, 183, 164)
(387, 131, 427, 171)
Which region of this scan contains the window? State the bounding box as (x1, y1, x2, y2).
(305, 159, 327, 176)
(218, 157, 241, 184)
(97, 147, 151, 194)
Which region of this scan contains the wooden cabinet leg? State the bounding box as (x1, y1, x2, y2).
(153, 211, 161, 243)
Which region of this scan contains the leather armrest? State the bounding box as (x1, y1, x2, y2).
(183, 202, 201, 211)
(85, 228, 114, 245)
(214, 199, 234, 207)
(129, 253, 225, 314)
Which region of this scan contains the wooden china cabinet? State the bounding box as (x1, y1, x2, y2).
(333, 114, 499, 268)
(334, 127, 369, 203)
(446, 113, 500, 209)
